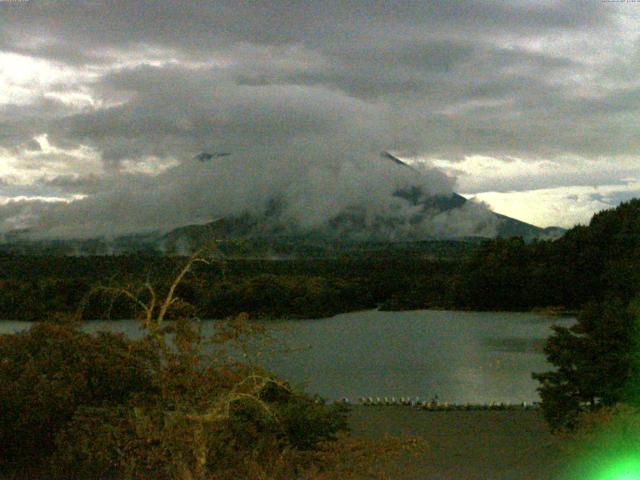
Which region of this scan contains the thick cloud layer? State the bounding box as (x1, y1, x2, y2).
(0, 0, 638, 234)
(14, 151, 485, 239)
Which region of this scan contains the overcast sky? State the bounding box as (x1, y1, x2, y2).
(0, 0, 639, 236)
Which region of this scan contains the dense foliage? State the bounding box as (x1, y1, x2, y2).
(532, 298, 640, 430)
(0, 323, 158, 465)
(416, 199, 640, 438)
(526, 200, 640, 431)
(0, 318, 357, 479)
(454, 199, 640, 310)
(0, 254, 457, 320)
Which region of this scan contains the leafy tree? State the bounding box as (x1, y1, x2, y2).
(533, 297, 640, 430)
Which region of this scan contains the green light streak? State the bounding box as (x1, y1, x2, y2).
(595, 457, 640, 480)
(558, 406, 640, 480)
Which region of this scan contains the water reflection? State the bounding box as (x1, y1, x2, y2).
(481, 337, 547, 353)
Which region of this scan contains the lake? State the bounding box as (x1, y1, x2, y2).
(0, 309, 573, 404)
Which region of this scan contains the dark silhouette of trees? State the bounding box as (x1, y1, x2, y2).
(533, 298, 640, 431)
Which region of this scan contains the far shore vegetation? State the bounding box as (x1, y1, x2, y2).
(0, 199, 639, 322)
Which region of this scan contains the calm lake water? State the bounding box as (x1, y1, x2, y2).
(0, 310, 573, 404)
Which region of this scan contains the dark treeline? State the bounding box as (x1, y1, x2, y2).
(1, 198, 639, 320)
(452, 198, 640, 310)
(0, 253, 458, 320)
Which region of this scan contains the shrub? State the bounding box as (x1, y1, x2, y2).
(0, 322, 158, 467)
(0, 317, 353, 479)
(48, 352, 350, 479)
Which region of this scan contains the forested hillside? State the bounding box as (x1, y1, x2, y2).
(450, 198, 640, 310)
(0, 199, 638, 321)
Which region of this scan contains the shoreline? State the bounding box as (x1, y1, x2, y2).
(0, 305, 578, 323)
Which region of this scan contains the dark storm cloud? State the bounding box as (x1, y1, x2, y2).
(53, 63, 393, 167)
(0, 0, 635, 235)
(0, 1, 610, 57)
(0, 0, 622, 158)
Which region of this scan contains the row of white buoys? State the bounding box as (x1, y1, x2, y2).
(356, 396, 422, 406)
(337, 398, 539, 410)
(418, 401, 539, 411)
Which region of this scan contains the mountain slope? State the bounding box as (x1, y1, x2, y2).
(0, 152, 564, 254)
